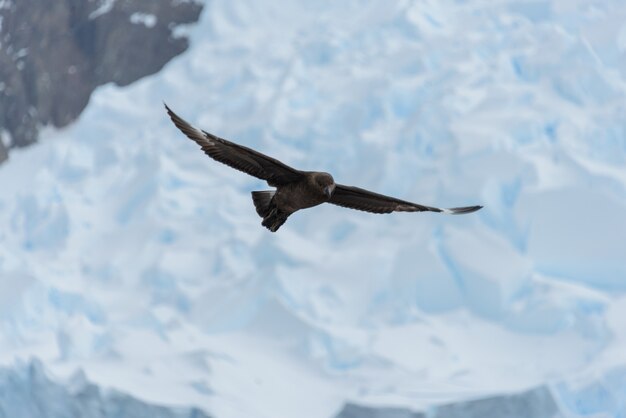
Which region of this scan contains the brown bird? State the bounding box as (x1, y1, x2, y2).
(165, 104, 482, 232)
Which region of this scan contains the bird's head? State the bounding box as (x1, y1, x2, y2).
(315, 172, 336, 199)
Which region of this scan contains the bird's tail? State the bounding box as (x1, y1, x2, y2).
(261, 209, 289, 232)
(251, 191, 276, 217)
(251, 190, 289, 232)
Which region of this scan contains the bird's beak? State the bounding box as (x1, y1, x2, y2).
(324, 185, 334, 199)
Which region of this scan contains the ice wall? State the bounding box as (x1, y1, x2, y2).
(336, 386, 561, 418)
(0, 360, 210, 418)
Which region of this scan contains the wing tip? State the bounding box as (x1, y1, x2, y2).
(163, 103, 207, 141)
(163, 101, 178, 122)
(442, 205, 483, 215)
(164, 102, 183, 125)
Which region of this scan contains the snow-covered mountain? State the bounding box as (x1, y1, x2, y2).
(1, 0, 625, 417)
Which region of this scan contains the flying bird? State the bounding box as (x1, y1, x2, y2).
(165, 104, 482, 232)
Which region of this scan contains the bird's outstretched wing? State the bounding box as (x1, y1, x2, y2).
(328, 184, 482, 214)
(165, 104, 304, 186)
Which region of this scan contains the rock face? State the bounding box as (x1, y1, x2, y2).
(0, 0, 202, 161)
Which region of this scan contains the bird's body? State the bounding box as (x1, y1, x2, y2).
(273, 172, 333, 212)
(251, 172, 335, 231)
(165, 104, 482, 232)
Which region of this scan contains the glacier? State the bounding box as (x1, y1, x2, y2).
(1, 0, 626, 417)
(0, 360, 209, 418)
(336, 386, 562, 418)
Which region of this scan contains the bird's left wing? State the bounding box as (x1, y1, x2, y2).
(328, 184, 482, 214)
(165, 104, 304, 186)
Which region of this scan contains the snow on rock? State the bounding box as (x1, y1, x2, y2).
(130, 13, 158, 28)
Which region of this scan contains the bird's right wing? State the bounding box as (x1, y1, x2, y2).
(329, 184, 482, 214)
(165, 104, 304, 186)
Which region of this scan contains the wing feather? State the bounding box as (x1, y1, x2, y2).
(329, 184, 482, 215)
(165, 104, 303, 186)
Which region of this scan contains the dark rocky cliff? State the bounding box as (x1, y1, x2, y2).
(0, 0, 203, 162)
